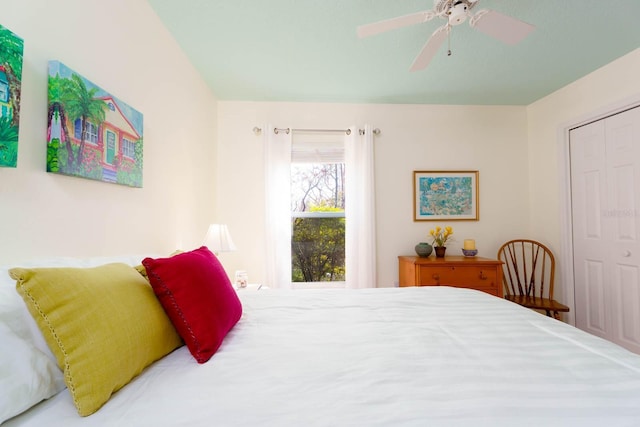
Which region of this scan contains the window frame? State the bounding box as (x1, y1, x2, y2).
(74, 119, 98, 144)
(290, 157, 346, 289)
(122, 137, 135, 159)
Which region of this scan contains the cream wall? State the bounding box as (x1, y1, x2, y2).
(5, 0, 633, 293)
(527, 48, 640, 319)
(0, 0, 218, 264)
(217, 102, 529, 287)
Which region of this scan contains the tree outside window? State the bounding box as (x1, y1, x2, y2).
(291, 163, 345, 283)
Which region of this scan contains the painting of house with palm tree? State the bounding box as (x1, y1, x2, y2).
(0, 24, 24, 168)
(47, 61, 143, 187)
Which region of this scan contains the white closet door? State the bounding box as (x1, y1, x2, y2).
(571, 120, 610, 340)
(604, 107, 640, 353)
(570, 107, 640, 354)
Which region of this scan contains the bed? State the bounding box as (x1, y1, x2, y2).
(2, 254, 640, 426)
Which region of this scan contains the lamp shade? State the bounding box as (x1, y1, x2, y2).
(203, 224, 237, 253)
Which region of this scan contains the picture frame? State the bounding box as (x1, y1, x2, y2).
(413, 170, 479, 221)
(47, 60, 144, 187)
(0, 24, 24, 168)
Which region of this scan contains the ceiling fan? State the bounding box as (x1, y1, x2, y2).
(357, 0, 535, 72)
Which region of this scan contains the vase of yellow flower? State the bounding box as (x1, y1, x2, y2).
(430, 226, 453, 258)
(434, 246, 447, 258)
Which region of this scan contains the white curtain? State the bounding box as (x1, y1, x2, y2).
(345, 124, 377, 288)
(264, 125, 292, 289)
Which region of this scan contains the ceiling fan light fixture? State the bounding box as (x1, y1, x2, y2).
(357, 0, 535, 71)
(448, 2, 469, 25)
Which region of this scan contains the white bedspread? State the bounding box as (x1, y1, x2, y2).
(6, 287, 640, 426)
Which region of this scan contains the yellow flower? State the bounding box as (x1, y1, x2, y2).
(430, 225, 454, 247)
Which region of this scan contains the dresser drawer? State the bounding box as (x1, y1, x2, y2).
(417, 266, 499, 290)
(398, 256, 504, 297)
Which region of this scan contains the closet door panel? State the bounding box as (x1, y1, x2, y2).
(572, 106, 640, 354)
(570, 120, 611, 339)
(604, 107, 640, 354)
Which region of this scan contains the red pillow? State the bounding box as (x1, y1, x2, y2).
(142, 246, 242, 363)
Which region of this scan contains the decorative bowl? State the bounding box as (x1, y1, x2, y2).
(462, 249, 478, 257)
(415, 242, 433, 258)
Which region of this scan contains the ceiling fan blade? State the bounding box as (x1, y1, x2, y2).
(357, 10, 434, 38)
(409, 25, 448, 72)
(470, 10, 534, 45)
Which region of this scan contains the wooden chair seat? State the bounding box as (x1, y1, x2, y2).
(504, 295, 569, 319)
(498, 239, 569, 320)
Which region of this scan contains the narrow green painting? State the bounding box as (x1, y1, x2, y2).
(0, 24, 24, 168)
(47, 61, 143, 187)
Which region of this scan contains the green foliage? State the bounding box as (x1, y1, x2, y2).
(53, 141, 100, 179)
(0, 26, 23, 80)
(291, 204, 345, 282)
(58, 142, 73, 173)
(0, 26, 24, 128)
(48, 73, 63, 101)
(116, 167, 142, 187)
(47, 138, 60, 172)
(48, 76, 72, 170)
(116, 138, 143, 187)
(63, 74, 107, 125)
(0, 140, 17, 167)
(0, 116, 18, 167)
(58, 143, 83, 176)
(291, 163, 346, 283)
(48, 72, 108, 171)
(0, 115, 17, 141)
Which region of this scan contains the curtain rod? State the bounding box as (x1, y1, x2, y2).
(252, 127, 381, 136)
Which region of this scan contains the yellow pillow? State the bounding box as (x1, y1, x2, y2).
(135, 250, 183, 280)
(134, 263, 149, 280)
(10, 263, 183, 416)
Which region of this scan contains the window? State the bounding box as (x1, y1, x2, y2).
(0, 81, 8, 103)
(265, 124, 376, 290)
(290, 134, 345, 286)
(74, 119, 98, 144)
(122, 138, 135, 158)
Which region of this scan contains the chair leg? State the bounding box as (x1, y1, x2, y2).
(545, 309, 551, 317)
(552, 311, 560, 320)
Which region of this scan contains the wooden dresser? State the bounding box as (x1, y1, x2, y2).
(398, 255, 504, 297)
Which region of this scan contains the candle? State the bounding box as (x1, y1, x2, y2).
(463, 239, 476, 250)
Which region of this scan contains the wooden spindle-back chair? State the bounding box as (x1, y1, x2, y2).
(497, 239, 569, 319)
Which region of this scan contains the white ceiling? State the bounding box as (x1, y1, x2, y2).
(148, 0, 640, 105)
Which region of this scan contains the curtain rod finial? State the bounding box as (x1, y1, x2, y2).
(359, 128, 381, 136)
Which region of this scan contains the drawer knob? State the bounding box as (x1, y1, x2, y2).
(479, 271, 487, 280)
(432, 274, 440, 281)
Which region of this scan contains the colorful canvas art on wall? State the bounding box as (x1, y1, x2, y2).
(413, 170, 479, 221)
(47, 61, 143, 187)
(0, 24, 24, 168)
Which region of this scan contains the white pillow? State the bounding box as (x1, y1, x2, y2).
(0, 269, 65, 423)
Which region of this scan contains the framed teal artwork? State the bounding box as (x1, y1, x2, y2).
(413, 170, 479, 221)
(47, 61, 143, 187)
